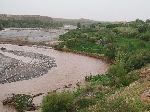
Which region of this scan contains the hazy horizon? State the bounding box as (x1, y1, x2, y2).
(0, 0, 150, 22)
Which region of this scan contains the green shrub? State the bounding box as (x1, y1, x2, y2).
(125, 49, 150, 72)
(138, 41, 146, 48)
(42, 92, 74, 112)
(85, 75, 110, 86)
(107, 62, 128, 87)
(15, 94, 33, 112)
(139, 32, 150, 41)
(75, 98, 95, 110)
(3, 94, 34, 112)
(107, 61, 140, 88)
(0, 24, 4, 30)
(138, 24, 148, 33)
(104, 43, 116, 59)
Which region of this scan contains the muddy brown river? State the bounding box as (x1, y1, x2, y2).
(0, 44, 109, 112)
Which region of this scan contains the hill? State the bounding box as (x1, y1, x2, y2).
(53, 18, 98, 25)
(0, 14, 53, 22)
(0, 14, 98, 26)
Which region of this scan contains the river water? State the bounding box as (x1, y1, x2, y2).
(0, 44, 109, 112)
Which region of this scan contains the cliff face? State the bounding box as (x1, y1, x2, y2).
(0, 14, 53, 22)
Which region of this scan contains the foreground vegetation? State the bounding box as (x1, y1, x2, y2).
(43, 19, 150, 112)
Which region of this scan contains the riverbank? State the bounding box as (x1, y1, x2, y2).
(55, 47, 112, 64)
(0, 28, 67, 45)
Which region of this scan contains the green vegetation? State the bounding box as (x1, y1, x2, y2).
(77, 22, 81, 29)
(42, 92, 74, 112)
(56, 20, 150, 60)
(43, 19, 150, 112)
(0, 20, 63, 28)
(2, 94, 36, 112)
(0, 24, 4, 30)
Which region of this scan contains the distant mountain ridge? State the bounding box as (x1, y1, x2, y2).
(0, 14, 53, 22)
(53, 17, 98, 25)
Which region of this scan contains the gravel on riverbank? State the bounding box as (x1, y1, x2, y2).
(0, 48, 56, 84)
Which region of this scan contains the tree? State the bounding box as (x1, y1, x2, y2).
(146, 19, 150, 23)
(135, 19, 144, 24)
(77, 22, 81, 29)
(0, 24, 4, 31)
(139, 32, 150, 41)
(90, 24, 96, 29)
(138, 24, 148, 33)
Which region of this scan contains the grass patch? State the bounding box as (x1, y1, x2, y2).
(42, 92, 75, 112)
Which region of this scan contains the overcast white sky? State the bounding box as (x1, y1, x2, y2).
(0, 0, 150, 21)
